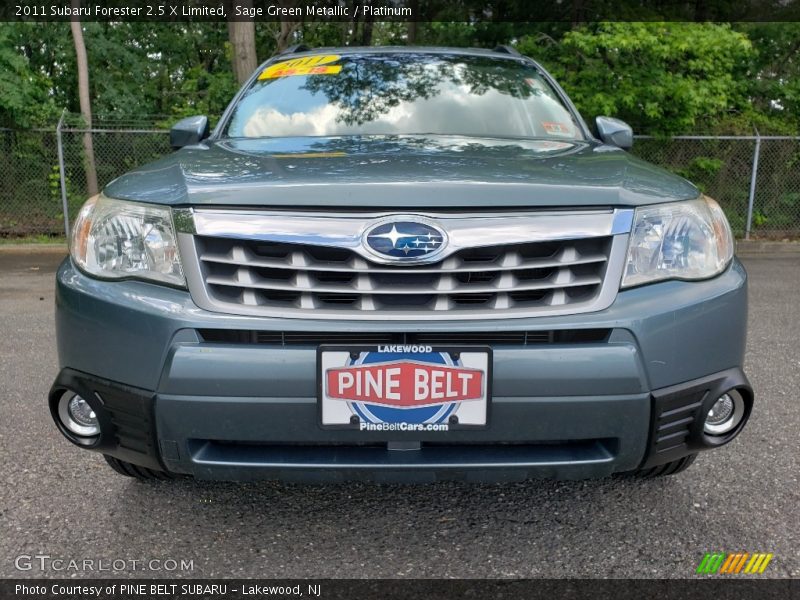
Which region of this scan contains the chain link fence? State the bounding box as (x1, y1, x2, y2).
(1, 115, 172, 238)
(57, 119, 173, 236)
(633, 135, 800, 239)
(1, 128, 62, 237)
(2, 115, 799, 239)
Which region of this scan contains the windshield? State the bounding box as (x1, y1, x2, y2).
(223, 53, 583, 141)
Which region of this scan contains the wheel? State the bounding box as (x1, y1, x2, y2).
(103, 455, 178, 481)
(631, 454, 697, 478)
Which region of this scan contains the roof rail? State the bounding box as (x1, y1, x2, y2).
(280, 44, 311, 55)
(493, 45, 521, 56)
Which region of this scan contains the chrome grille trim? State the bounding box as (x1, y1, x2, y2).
(178, 209, 631, 321)
(179, 208, 634, 265)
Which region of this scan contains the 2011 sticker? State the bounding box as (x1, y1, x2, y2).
(259, 55, 342, 79)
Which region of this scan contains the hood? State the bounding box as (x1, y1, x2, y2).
(103, 135, 698, 208)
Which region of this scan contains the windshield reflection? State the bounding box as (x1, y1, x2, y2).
(226, 54, 581, 141)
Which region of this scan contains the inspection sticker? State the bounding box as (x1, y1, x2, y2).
(541, 121, 574, 136)
(259, 55, 342, 79)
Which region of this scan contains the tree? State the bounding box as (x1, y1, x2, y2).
(406, 0, 419, 44)
(518, 22, 755, 136)
(273, 20, 300, 53)
(228, 0, 258, 85)
(0, 24, 56, 127)
(735, 22, 800, 133)
(69, 4, 98, 196)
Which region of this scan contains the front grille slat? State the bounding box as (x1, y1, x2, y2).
(204, 272, 603, 295)
(194, 230, 614, 316)
(198, 249, 609, 274)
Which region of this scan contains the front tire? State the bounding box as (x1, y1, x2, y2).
(103, 455, 177, 481)
(631, 454, 697, 478)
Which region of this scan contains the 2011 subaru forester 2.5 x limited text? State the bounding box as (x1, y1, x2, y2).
(50, 46, 753, 482)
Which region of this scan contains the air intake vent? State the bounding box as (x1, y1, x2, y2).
(197, 329, 611, 347)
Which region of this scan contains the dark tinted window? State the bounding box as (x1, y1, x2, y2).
(224, 53, 582, 140)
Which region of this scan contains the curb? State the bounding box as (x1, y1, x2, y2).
(0, 243, 68, 254)
(736, 240, 800, 256)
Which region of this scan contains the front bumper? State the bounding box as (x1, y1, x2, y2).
(51, 257, 752, 482)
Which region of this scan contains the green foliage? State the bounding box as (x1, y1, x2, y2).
(2, 22, 243, 125)
(675, 156, 724, 179)
(170, 64, 238, 122)
(1, 19, 798, 136)
(692, 157, 724, 176)
(48, 164, 61, 201)
(3, 18, 800, 238)
(673, 157, 724, 194)
(518, 23, 755, 136)
(423, 22, 519, 48)
(735, 23, 800, 133)
(0, 24, 58, 127)
(0, 234, 65, 244)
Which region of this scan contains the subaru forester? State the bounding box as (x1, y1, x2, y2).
(50, 46, 753, 482)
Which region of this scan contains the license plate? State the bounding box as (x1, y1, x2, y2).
(318, 345, 491, 431)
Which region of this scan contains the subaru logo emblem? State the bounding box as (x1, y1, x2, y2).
(363, 217, 448, 263)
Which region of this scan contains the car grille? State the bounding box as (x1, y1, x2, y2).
(190, 234, 616, 317)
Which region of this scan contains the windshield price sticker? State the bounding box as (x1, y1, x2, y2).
(259, 55, 342, 80)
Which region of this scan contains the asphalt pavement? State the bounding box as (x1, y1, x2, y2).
(0, 249, 797, 579)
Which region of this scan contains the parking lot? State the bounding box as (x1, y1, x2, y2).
(0, 249, 797, 579)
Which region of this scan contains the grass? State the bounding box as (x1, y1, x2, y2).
(0, 234, 67, 245)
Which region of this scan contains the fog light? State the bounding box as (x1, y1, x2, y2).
(58, 393, 100, 437)
(704, 390, 745, 435)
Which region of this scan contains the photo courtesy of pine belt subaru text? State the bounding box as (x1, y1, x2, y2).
(50, 46, 753, 482)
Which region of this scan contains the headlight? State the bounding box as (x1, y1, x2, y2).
(622, 196, 734, 288)
(71, 194, 184, 287)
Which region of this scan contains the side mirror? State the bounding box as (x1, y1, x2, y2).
(595, 116, 633, 150)
(170, 116, 209, 149)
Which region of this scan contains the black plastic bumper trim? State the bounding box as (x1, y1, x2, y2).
(49, 369, 164, 472)
(640, 367, 753, 470)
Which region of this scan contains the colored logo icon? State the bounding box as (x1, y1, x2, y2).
(696, 552, 774, 574)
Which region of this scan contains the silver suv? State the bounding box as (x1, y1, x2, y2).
(49, 46, 752, 481)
